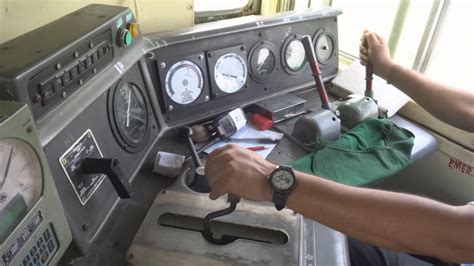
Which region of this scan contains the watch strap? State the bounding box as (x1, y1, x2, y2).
(272, 191, 287, 211)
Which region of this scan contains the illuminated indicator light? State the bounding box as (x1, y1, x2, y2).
(124, 31, 132, 46)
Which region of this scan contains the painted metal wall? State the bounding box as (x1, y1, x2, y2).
(375, 134, 474, 206)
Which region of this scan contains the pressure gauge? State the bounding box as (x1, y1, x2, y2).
(214, 53, 247, 94)
(110, 81, 149, 152)
(249, 41, 278, 83)
(314, 30, 335, 64)
(0, 138, 42, 243)
(165, 60, 204, 105)
(282, 35, 306, 73)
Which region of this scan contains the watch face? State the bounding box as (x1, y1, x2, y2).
(271, 169, 295, 191)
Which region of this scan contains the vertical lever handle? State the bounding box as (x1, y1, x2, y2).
(80, 158, 132, 199)
(302, 35, 331, 110)
(365, 62, 374, 99)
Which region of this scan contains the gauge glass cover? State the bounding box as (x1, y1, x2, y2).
(254, 47, 275, 76)
(113, 83, 148, 147)
(165, 60, 204, 105)
(214, 53, 247, 94)
(0, 138, 42, 243)
(285, 39, 306, 71)
(315, 33, 334, 63)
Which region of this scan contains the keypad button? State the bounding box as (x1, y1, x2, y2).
(47, 241, 55, 252)
(41, 253, 49, 263)
(33, 254, 40, 264)
(40, 245, 46, 255)
(43, 229, 51, 241)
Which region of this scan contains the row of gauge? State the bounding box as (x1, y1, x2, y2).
(157, 29, 336, 112)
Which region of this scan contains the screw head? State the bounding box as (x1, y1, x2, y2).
(160, 62, 166, 69)
(168, 105, 174, 111)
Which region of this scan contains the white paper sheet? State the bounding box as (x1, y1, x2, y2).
(203, 124, 284, 159)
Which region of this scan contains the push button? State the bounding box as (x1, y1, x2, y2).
(47, 240, 55, 252)
(70, 66, 80, 78)
(78, 60, 87, 73)
(43, 229, 51, 241)
(38, 83, 53, 98)
(52, 78, 63, 91)
(117, 28, 132, 47)
(92, 52, 99, 63)
(62, 71, 71, 84)
(85, 56, 93, 67)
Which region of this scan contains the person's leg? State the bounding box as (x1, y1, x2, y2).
(348, 237, 433, 266)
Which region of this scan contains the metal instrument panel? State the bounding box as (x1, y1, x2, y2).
(145, 8, 342, 127)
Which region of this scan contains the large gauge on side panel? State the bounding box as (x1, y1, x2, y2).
(157, 53, 210, 112)
(207, 45, 248, 98)
(109, 79, 150, 153)
(248, 41, 279, 83)
(281, 34, 307, 75)
(313, 28, 338, 67)
(0, 102, 71, 266)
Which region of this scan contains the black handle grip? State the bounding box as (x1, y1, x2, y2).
(80, 158, 132, 199)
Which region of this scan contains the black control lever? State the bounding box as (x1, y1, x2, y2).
(79, 158, 132, 199)
(181, 126, 241, 245)
(202, 194, 241, 245)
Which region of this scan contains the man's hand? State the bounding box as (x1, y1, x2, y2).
(205, 144, 275, 202)
(359, 30, 395, 81)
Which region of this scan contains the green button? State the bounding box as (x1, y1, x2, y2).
(124, 31, 132, 46)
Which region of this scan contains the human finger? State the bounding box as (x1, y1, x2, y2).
(365, 32, 380, 48)
(209, 178, 230, 200)
(360, 55, 368, 65)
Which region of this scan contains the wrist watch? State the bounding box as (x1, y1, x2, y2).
(268, 165, 296, 211)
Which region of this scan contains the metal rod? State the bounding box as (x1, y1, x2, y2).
(301, 35, 331, 110)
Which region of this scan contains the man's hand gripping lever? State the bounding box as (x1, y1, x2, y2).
(181, 126, 241, 245)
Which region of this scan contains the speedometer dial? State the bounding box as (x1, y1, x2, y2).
(214, 53, 247, 94)
(0, 138, 42, 242)
(165, 60, 204, 105)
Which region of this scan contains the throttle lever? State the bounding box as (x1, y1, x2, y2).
(181, 126, 241, 244)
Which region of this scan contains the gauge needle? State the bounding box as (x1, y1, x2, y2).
(126, 88, 132, 128)
(0, 147, 13, 189)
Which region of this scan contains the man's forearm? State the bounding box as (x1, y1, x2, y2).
(388, 64, 474, 132)
(286, 171, 474, 263)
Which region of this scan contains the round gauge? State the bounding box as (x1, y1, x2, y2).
(214, 53, 247, 94)
(249, 41, 278, 82)
(314, 31, 335, 63)
(0, 138, 42, 242)
(284, 38, 306, 72)
(165, 60, 204, 105)
(112, 82, 149, 152)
